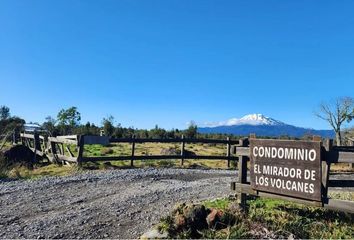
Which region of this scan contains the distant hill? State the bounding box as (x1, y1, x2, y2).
(198, 114, 334, 138)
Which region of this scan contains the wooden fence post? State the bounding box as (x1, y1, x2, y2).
(349, 141, 354, 170)
(227, 137, 231, 168)
(131, 135, 135, 167)
(180, 135, 185, 166)
(33, 132, 41, 163)
(237, 135, 251, 209)
(322, 138, 332, 200)
(12, 131, 18, 145)
(77, 135, 85, 166)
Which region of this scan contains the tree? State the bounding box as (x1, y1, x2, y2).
(57, 107, 81, 134)
(0, 105, 10, 120)
(57, 107, 81, 127)
(42, 116, 57, 136)
(315, 97, 354, 145)
(185, 121, 198, 138)
(102, 115, 115, 136)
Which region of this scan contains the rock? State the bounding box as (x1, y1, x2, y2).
(181, 204, 209, 230)
(174, 214, 186, 230)
(140, 229, 168, 240)
(206, 208, 224, 228)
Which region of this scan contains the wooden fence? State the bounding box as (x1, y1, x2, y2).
(231, 135, 354, 213)
(17, 133, 240, 166)
(11, 132, 354, 212)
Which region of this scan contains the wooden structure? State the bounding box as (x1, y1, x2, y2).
(231, 134, 354, 213)
(19, 133, 84, 164)
(16, 134, 239, 167)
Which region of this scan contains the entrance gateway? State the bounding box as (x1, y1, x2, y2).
(250, 139, 322, 201)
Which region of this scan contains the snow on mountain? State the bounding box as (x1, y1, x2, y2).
(205, 114, 285, 127)
(199, 113, 334, 138)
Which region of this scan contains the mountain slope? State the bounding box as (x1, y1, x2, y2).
(198, 114, 334, 138)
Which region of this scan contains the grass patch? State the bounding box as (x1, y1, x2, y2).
(155, 196, 354, 239)
(2, 163, 80, 180)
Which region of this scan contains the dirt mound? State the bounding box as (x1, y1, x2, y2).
(1, 145, 36, 169)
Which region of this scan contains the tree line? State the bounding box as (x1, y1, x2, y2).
(0, 106, 235, 140)
(1, 96, 353, 144)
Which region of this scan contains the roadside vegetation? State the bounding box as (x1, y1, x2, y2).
(154, 197, 354, 239)
(1, 140, 353, 180)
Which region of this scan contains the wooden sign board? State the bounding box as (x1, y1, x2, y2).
(250, 139, 322, 201)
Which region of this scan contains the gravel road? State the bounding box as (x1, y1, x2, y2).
(0, 168, 237, 239)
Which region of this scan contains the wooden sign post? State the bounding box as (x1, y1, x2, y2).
(250, 139, 322, 201)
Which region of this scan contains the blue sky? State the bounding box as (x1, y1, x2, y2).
(0, 0, 353, 130)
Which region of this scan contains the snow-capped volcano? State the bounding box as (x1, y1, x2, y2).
(199, 113, 334, 138)
(206, 114, 285, 127)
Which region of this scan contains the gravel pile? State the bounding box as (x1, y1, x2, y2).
(0, 168, 237, 239)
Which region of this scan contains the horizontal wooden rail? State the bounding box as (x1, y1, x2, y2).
(20, 133, 35, 139)
(48, 137, 78, 145)
(233, 183, 354, 213)
(323, 199, 354, 213)
(233, 183, 323, 206)
(233, 146, 354, 163)
(110, 137, 240, 145)
(56, 135, 78, 140)
(82, 155, 238, 162)
(328, 179, 354, 188)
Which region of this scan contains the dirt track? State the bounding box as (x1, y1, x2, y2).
(0, 168, 237, 239)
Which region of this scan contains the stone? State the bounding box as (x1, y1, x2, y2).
(206, 208, 224, 228)
(140, 229, 168, 240)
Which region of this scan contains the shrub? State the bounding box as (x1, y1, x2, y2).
(100, 148, 114, 155)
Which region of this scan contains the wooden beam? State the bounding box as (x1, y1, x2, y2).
(226, 137, 231, 168)
(77, 135, 85, 165)
(48, 137, 78, 145)
(81, 155, 238, 162)
(235, 183, 322, 207)
(234, 147, 250, 157)
(181, 135, 185, 166)
(323, 199, 354, 214)
(56, 135, 78, 139)
(55, 154, 78, 163)
(326, 150, 354, 163)
(110, 137, 240, 145)
(20, 133, 35, 139)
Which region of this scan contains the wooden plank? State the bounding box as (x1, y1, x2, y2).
(131, 136, 135, 167)
(77, 135, 85, 165)
(234, 147, 250, 156)
(328, 179, 354, 188)
(56, 135, 78, 139)
(55, 154, 78, 163)
(227, 137, 231, 168)
(20, 133, 35, 139)
(238, 156, 248, 183)
(66, 146, 75, 157)
(110, 138, 240, 145)
(322, 139, 332, 199)
(323, 199, 354, 213)
(235, 183, 322, 207)
(181, 135, 185, 166)
(48, 137, 78, 145)
(49, 140, 58, 163)
(81, 155, 238, 162)
(326, 151, 354, 163)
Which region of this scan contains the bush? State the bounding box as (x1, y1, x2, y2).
(100, 148, 114, 155)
